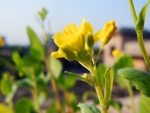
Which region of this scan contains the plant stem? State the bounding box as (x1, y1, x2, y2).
(39, 19, 63, 113)
(31, 76, 42, 113)
(8, 99, 14, 113)
(128, 0, 150, 70)
(127, 83, 135, 113)
(64, 91, 74, 113)
(128, 0, 137, 24)
(45, 57, 63, 113)
(136, 32, 150, 70)
(94, 45, 104, 66)
(90, 66, 108, 113)
(43, 23, 63, 113)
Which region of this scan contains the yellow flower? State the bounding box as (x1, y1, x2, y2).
(0, 37, 5, 47)
(112, 49, 121, 58)
(0, 104, 12, 113)
(94, 20, 117, 46)
(51, 19, 94, 60)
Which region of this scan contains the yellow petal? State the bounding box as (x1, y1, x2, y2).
(51, 51, 64, 58)
(63, 24, 79, 34)
(80, 18, 94, 37)
(53, 32, 70, 47)
(68, 33, 85, 52)
(93, 30, 102, 43)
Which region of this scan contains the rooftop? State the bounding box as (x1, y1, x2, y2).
(115, 27, 150, 39)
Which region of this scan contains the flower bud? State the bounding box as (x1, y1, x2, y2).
(101, 20, 117, 46)
(136, 18, 144, 32)
(85, 34, 94, 49)
(81, 73, 92, 81)
(38, 8, 47, 20)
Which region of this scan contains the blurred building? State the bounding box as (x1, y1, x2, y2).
(103, 27, 150, 71)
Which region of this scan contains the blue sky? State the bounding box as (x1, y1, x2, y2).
(0, 0, 150, 45)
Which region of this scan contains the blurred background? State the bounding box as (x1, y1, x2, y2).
(0, 0, 150, 72)
(0, 1, 150, 112)
(0, 0, 150, 45)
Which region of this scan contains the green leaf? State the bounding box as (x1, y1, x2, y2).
(50, 56, 62, 79)
(46, 102, 58, 113)
(13, 53, 43, 77)
(16, 78, 33, 89)
(38, 93, 47, 105)
(64, 75, 76, 90)
(5, 84, 17, 104)
(22, 56, 43, 77)
(136, 1, 150, 32)
(12, 52, 24, 76)
(12, 51, 22, 66)
(27, 26, 45, 61)
(118, 68, 150, 97)
(36, 76, 50, 95)
(68, 93, 79, 112)
(82, 91, 96, 102)
(113, 55, 133, 88)
(15, 98, 35, 113)
(78, 103, 101, 113)
(1, 74, 12, 96)
(62, 92, 79, 112)
(110, 100, 122, 112)
(97, 63, 106, 87)
(103, 68, 114, 110)
(138, 94, 150, 113)
(57, 74, 76, 90)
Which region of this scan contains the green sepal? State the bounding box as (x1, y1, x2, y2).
(103, 68, 114, 110)
(136, 1, 150, 32)
(118, 68, 150, 97)
(60, 46, 76, 60)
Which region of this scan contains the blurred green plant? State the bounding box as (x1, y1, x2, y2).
(117, 0, 150, 113)
(0, 73, 17, 113)
(112, 50, 135, 113)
